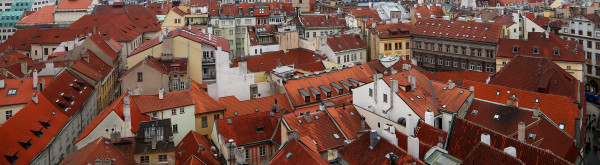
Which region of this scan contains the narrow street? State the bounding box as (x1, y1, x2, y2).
(585, 102, 600, 164)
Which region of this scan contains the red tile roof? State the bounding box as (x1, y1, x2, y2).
(172, 7, 186, 16)
(415, 121, 447, 147)
(325, 105, 367, 139)
(0, 27, 39, 53)
(247, 25, 277, 46)
(424, 70, 491, 85)
(462, 80, 580, 138)
(16, 5, 55, 26)
(369, 23, 413, 39)
(0, 77, 53, 106)
(532, 17, 550, 27)
(146, 2, 172, 15)
(268, 140, 329, 165)
(94, 4, 158, 20)
(60, 137, 135, 165)
(70, 14, 145, 42)
(56, 0, 92, 9)
(326, 34, 366, 52)
(74, 93, 153, 144)
(129, 36, 162, 56)
(0, 70, 93, 165)
(509, 116, 579, 163)
(492, 14, 516, 27)
(338, 132, 425, 165)
(232, 48, 326, 73)
(412, 18, 502, 43)
(284, 63, 374, 107)
(130, 90, 195, 113)
(413, 5, 445, 18)
(347, 8, 382, 22)
(88, 34, 120, 61)
(71, 50, 114, 82)
(300, 14, 346, 28)
(465, 100, 539, 135)
(283, 111, 346, 152)
(498, 32, 584, 62)
(488, 56, 580, 100)
(216, 112, 281, 145)
(462, 143, 525, 165)
(219, 94, 292, 118)
(31, 28, 86, 44)
(121, 56, 169, 79)
(175, 131, 220, 165)
(166, 27, 230, 52)
(0, 52, 34, 68)
(446, 118, 571, 165)
(190, 80, 225, 114)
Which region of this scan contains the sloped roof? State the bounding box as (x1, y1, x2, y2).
(283, 111, 346, 152)
(413, 5, 445, 18)
(31, 28, 86, 44)
(88, 34, 120, 60)
(60, 137, 134, 165)
(424, 70, 491, 85)
(325, 105, 367, 140)
(462, 143, 525, 165)
(146, 2, 172, 15)
(0, 27, 39, 53)
(130, 90, 195, 113)
(465, 100, 539, 135)
(121, 56, 169, 78)
(0, 51, 34, 68)
(0, 77, 53, 106)
(339, 132, 425, 165)
(268, 140, 329, 165)
(216, 112, 280, 145)
(446, 118, 571, 165)
(190, 80, 225, 114)
(347, 8, 382, 22)
(232, 48, 326, 74)
(326, 34, 366, 53)
(56, 0, 92, 10)
(129, 36, 162, 56)
(219, 94, 292, 118)
(16, 5, 55, 26)
(167, 27, 230, 52)
(492, 14, 516, 27)
(498, 32, 584, 62)
(488, 56, 579, 100)
(71, 50, 113, 82)
(94, 4, 157, 20)
(412, 18, 502, 43)
(70, 14, 145, 42)
(300, 14, 346, 28)
(370, 23, 413, 39)
(175, 131, 220, 165)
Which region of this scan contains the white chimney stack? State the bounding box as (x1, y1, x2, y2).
(369, 130, 380, 149)
(406, 114, 415, 136)
(32, 93, 38, 104)
(448, 80, 455, 90)
(159, 88, 165, 100)
(518, 122, 525, 142)
(123, 94, 131, 136)
(504, 146, 517, 157)
(425, 110, 434, 126)
(0, 79, 5, 89)
(390, 79, 398, 106)
(533, 106, 540, 118)
(481, 133, 491, 145)
(407, 136, 419, 159)
(33, 69, 38, 89)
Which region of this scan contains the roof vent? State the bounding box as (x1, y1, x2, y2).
(285, 152, 293, 159)
(493, 114, 500, 120)
(472, 110, 478, 115)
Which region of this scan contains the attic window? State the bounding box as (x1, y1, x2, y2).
(416, 95, 421, 99)
(554, 49, 560, 56)
(312, 138, 317, 145)
(4, 154, 18, 164)
(39, 121, 50, 129)
(460, 90, 464, 94)
(442, 105, 447, 109)
(6, 89, 17, 96)
(472, 110, 478, 115)
(31, 129, 43, 138)
(533, 47, 539, 54)
(559, 123, 565, 130)
(18, 138, 31, 150)
(315, 115, 320, 120)
(350, 112, 354, 116)
(528, 133, 536, 139)
(493, 114, 500, 120)
(535, 98, 539, 103)
(234, 112, 238, 116)
(285, 152, 293, 159)
(333, 133, 340, 139)
(226, 118, 232, 125)
(496, 91, 500, 96)
(339, 114, 343, 119)
(298, 119, 303, 124)
(512, 46, 519, 53)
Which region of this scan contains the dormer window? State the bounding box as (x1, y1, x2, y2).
(554, 49, 560, 56)
(512, 46, 519, 53)
(31, 128, 43, 138)
(18, 138, 32, 150)
(4, 153, 18, 164)
(533, 47, 539, 54)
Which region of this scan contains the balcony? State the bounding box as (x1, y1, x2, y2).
(202, 58, 215, 64)
(203, 73, 216, 80)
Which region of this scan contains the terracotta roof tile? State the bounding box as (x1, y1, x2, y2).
(498, 32, 584, 62)
(175, 131, 220, 165)
(412, 18, 502, 43)
(71, 50, 113, 82)
(413, 5, 445, 18)
(70, 14, 145, 42)
(0, 27, 39, 53)
(172, 7, 186, 16)
(325, 105, 367, 139)
(300, 14, 345, 28)
(94, 4, 157, 20)
(16, 5, 55, 26)
(509, 116, 579, 163)
(424, 70, 491, 85)
(268, 140, 329, 165)
(56, 0, 92, 9)
(247, 25, 277, 46)
(190, 80, 225, 114)
(120, 56, 169, 79)
(0, 77, 52, 106)
(216, 112, 280, 145)
(326, 34, 366, 52)
(465, 100, 539, 135)
(232, 48, 326, 73)
(462, 143, 525, 165)
(283, 112, 346, 152)
(219, 94, 291, 118)
(415, 121, 447, 147)
(339, 132, 425, 165)
(146, 2, 172, 15)
(166, 27, 230, 52)
(31, 28, 86, 44)
(370, 23, 413, 39)
(60, 137, 134, 165)
(492, 14, 516, 27)
(347, 8, 382, 22)
(131, 90, 195, 113)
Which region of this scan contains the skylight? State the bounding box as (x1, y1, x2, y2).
(472, 110, 478, 115)
(333, 133, 340, 139)
(493, 115, 500, 120)
(559, 123, 565, 130)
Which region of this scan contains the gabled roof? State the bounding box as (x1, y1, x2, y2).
(216, 112, 281, 146)
(219, 94, 292, 118)
(146, 2, 172, 15)
(446, 118, 571, 165)
(71, 50, 113, 82)
(88, 34, 120, 60)
(190, 80, 225, 114)
(325, 105, 367, 140)
(0, 77, 53, 106)
(462, 80, 580, 138)
(413, 5, 445, 18)
(248, 25, 277, 46)
(130, 90, 195, 113)
(60, 137, 135, 165)
(347, 8, 382, 22)
(338, 132, 425, 165)
(326, 34, 366, 53)
(488, 56, 579, 100)
(166, 27, 230, 52)
(128, 36, 162, 56)
(283, 111, 346, 152)
(74, 93, 153, 144)
(171, 7, 186, 16)
(370, 23, 413, 39)
(31, 28, 86, 44)
(498, 32, 584, 62)
(94, 4, 157, 20)
(0, 52, 34, 68)
(492, 14, 516, 27)
(412, 18, 502, 43)
(175, 131, 220, 165)
(56, 0, 92, 10)
(300, 14, 346, 28)
(121, 56, 169, 78)
(70, 14, 145, 42)
(268, 140, 329, 165)
(16, 5, 55, 26)
(284, 63, 374, 107)
(232, 48, 326, 73)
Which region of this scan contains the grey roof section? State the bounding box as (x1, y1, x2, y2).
(339, 80, 353, 87)
(348, 78, 360, 85)
(308, 87, 321, 95)
(318, 85, 332, 93)
(299, 89, 310, 97)
(330, 82, 343, 90)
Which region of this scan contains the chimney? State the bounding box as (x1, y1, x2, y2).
(20, 62, 27, 75)
(518, 121, 525, 142)
(37, 78, 45, 93)
(227, 139, 237, 164)
(33, 69, 38, 89)
(361, 116, 366, 130)
(390, 79, 398, 105)
(545, 26, 550, 39)
(408, 75, 416, 92)
(425, 110, 434, 126)
(373, 74, 380, 103)
(533, 106, 540, 118)
(503, 146, 517, 157)
(32, 93, 38, 104)
(303, 113, 312, 124)
(448, 80, 455, 90)
(287, 130, 299, 141)
(406, 114, 415, 136)
(123, 94, 131, 136)
(151, 129, 157, 150)
(273, 98, 280, 113)
(480, 133, 491, 145)
(0, 79, 4, 89)
(575, 117, 581, 148)
(507, 95, 518, 107)
(369, 130, 379, 149)
(319, 102, 326, 111)
(407, 136, 419, 159)
(158, 88, 165, 100)
(385, 153, 399, 165)
(111, 130, 121, 142)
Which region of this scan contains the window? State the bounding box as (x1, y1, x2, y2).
(180, 108, 185, 114)
(313, 32, 316, 38)
(438, 58, 443, 65)
(383, 94, 388, 103)
(470, 63, 475, 70)
(6, 89, 17, 96)
(369, 88, 373, 97)
(140, 156, 150, 164)
(152, 112, 158, 117)
(446, 45, 450, 52)
(215, 30, 220, 36)
(446, 59, 450, 66)
(214, 114, 220, 120)
(453, 60, 458, 67)
(229, 30, 233, 35)
(245, 149, 250, 160)
(173, 124, 178, 133)
(201, 116, 208, 128)
(554, 49, 560, 56)
(571, 29, 575, 34)
(158, 155, 168, 163)
(259, 8, 264, 13)
(477, 64, 482, 71)
(6, 110, 12, 120)
(533, 47, 539, 54)
(513, 46, 519, 53)
(567, 65, 572, 70)
(259, 146, 267, 156)
(454, 46, 459, 53)
(172, 109, 177, 115)
(137, 72, 143, 82)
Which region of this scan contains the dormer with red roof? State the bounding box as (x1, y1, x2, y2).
(174, 131, 220, 165)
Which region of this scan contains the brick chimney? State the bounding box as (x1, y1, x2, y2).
(302, 112, 312, 124)
(507, 95, 518, 107)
